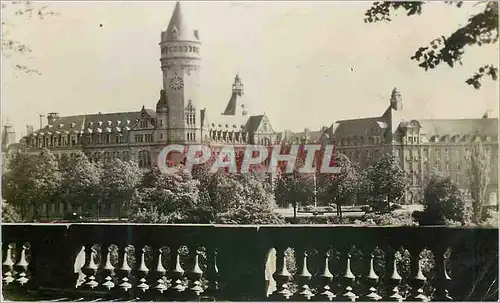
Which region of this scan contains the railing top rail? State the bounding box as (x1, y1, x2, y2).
(1, 223, 498, 229)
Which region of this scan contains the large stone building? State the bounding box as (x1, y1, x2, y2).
(320, 88, 498, 205)
(21, 1, 276, 166)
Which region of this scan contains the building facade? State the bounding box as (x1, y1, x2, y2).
(21, 1, 276, 167)
(320, 88, 498, 205)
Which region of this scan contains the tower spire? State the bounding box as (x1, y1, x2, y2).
(164, 1, 198, 41)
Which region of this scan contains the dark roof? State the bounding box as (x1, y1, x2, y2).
(222, 93, 242, 115)
(418, 118, 498, 137)
(245, 115, 264, 133)
(30, 109, 156, 136)
(333, 117, 385, 138)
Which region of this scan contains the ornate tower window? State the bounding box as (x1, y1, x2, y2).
(185, 100, 196, 126)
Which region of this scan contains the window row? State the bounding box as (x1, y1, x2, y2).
(161, 45, 199, 55)
(209, 130, 247, 143)
(134, 134, 153, 143)
(338, 135, 386, 146)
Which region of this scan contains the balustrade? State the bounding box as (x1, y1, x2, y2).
(1, 224, 498, 301)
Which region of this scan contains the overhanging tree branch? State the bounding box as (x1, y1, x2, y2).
(364, 1, 499, 89)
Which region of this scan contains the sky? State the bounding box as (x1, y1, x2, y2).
(1, 1, 498, 138)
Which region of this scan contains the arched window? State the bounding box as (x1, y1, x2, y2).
(138, 150, 151, 168)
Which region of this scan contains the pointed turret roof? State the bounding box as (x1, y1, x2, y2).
(222, 74, 246, 116)
(164, 1, 198, 41)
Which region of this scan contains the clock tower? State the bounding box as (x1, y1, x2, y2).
(160, 1, 201, 144)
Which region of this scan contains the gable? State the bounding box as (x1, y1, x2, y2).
(132, 108, 156, 130)
(256, 115, 274, 133)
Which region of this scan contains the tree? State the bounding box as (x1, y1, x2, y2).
(274, 170, 315, 220)
(58, 151, 102, 215)
(273, 144, 317, 220)
(2, 0, 57, 75)
(2, 151, 37, 219)
(317, 153, 362, 219)
(416, 171, 473, 225)
(466, 141, 492, 223)
(365, 153, 410, 212)
(365, 1, 498, 89)
(33, 150, 62, 218)
(100, 159, 142, 219)
(129, 167, 202, 224)
(213, 173, 285, 224)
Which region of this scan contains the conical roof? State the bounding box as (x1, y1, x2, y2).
(164, 1, 198, 41)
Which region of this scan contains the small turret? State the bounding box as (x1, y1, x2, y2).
(232, 74, 244, 96)
(156, 89, 168, 113)
(390, 87, 402, 111)
(222, 74, 247, 117)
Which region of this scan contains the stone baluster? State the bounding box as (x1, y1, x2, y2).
(313, 250, 335, 301)
(166, 246, 186, 299)
(98, 244, 115, 292)
(384, 252, 403, 302)
(81, 245, 99, 291)
(292, 249, 314, 301)
(2, 243, 15, 286)
(14, 243, 30, 288)
(186, 249, 204, 300)
(134, 246, 150, 297)
(409, 251, 428, 302)
(115, 245, 133, 298)
(270, 247, 293, 300)
(151, 247, 167, 296)
(336, 253, 358, 301)
(362, 253, 382, 301)
(203, 248, 219, 300)
(432, 249, 453, 301)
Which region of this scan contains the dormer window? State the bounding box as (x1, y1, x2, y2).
(98, 121, 103, 127)
(126, 120, 131, 125)
(108, 121, 112, 126)
(171, 26, 179, 38)
(88, 122, 93, 127)
(58, 124, 64, 129)
(70, 123, 76, 128)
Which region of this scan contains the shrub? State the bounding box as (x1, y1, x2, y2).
(420, 172, 473, 226)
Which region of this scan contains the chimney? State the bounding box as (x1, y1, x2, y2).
(26, 125, 34, 135)
(47, 113, 60, 124)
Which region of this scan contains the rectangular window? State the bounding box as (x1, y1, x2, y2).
(140, 120, 148, 128)
(145, 134, 153, 142)
(135, 134, 144, 143)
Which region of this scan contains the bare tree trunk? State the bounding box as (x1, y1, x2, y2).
(293, 201, 297, 222)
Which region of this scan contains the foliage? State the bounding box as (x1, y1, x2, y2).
(1, 201, 22, 223)
(418, 171, 473, 225)
(129, 167, 202, 224)
(272, 144, 317, 220)
(364, 1, 498, 89)
(365, 153, 410, 212)
(2, 151, 36, 219)
(2, 0, 58, 75)
(480, 208, 499, 227)
(2, 150, 62, 219)
(466, 142, 491, 223)
(100, 159, 142, 218)
(58, 151, 102, 214)
(196, 166, 284, 224)
(355, 212, 417, 226)
(317, 153, 362, 218)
